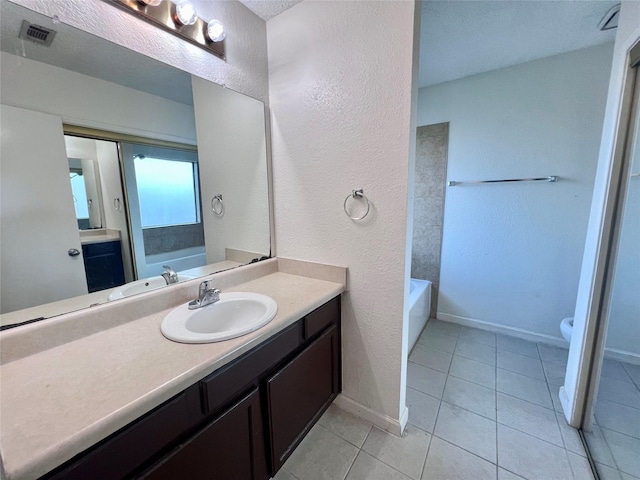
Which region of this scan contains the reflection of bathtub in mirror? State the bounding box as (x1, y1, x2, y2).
(0, 260, 242, 329)
(107, 274, 198, 301)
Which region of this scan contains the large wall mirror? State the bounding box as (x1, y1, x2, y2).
(0, 0, 271, 327)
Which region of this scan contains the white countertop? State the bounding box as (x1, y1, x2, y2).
(0, 268, 344, 480)
(78, 228, 121, 245)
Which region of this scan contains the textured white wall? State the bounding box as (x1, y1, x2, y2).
(192, 77, 270, 263)
(1, 52, 196, 144)
(564, 0, 640, 424)
(268, 1, 418, 427)
(10, 0, 269, 104)
(418, 44, 613, 341)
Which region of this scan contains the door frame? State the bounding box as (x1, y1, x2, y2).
(562, 32, 640, 428)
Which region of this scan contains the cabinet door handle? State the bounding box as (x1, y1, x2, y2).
(68, 248, 81, 257)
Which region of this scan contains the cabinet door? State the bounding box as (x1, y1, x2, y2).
(267, 324, 340, 473)
(82, 241, 125, 292)
(139, 388, 268, 480)
(48, 389, 195, 480)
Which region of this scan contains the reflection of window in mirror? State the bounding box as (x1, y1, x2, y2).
(121, 143, 204, 280)
(133, 156, 201, 228)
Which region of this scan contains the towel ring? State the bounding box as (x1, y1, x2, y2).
(114, 198, 122, 211)
(211, 194, 224, 216)
(343, 189, 370, 221)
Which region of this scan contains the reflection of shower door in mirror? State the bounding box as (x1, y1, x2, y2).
(0, 105, 88, 313)
(580, 50, 640, 479)
(68, 158, 105, 230)
(120, 143, 205, 280)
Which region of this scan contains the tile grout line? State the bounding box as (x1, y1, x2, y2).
(339, 422, 370, 480)
(597, 423, 640, 443)
(417, 424, 433, 480)
(429, 432, 503, 468)
(360, 425, 427, 480)
(597, 424, 626, 477)
(420, 351, 449, 479)
(281, 467, 301, 480)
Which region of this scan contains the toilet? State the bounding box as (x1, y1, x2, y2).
(560, 317, 574, 343)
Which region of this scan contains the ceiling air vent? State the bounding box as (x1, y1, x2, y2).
(18, 20, 56, 47)
(598, 4, 620, 31)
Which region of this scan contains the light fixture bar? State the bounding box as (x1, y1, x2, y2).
(107, 0, 225, 59)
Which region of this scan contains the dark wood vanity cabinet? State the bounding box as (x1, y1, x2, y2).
(82, 240, 125, 293)
(43, 295, 341, 480)
(267, 325, 340, 472)
(139, 388, 267, 480)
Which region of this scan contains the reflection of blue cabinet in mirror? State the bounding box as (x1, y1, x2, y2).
(82, 241, 125, 293)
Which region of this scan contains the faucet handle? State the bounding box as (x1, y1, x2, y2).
(189, 281, 221, 310)
(199, 281, 221, 299)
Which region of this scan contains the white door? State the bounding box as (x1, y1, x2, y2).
(1, 104, 88, 314)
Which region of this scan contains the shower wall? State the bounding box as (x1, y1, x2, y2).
(412, 123, 448, 317)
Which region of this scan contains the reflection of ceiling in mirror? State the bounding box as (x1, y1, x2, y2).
(0, 0, 193, 105)
(420, 0, 617, 88)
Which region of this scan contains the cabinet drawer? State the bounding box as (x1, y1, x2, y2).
(139, 388, 268, 480)
(82, 240, 120, 256)
(200, 321, 303, 414)
(267, 324, 340, 473)
(48, 387, 199, 480)
(304, 296, 340, 340)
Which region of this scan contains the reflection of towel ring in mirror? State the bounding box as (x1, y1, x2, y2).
(114, 198, 122, 211)
(343, 189, 370, 221)
(211, 194, 224, 216)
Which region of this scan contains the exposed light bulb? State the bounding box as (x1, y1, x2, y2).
(206, 19, 226, 42)
(140, 0, 162, 6)
(174, 1, 198, 26)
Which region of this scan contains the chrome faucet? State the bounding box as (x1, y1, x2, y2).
(161, 265, 178, 285)
(188, 281, 221, 310)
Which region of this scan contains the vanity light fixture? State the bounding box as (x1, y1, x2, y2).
(108, 0, 225, 59)
(206, 19, 226, 43)
(174, 0, 198, 26)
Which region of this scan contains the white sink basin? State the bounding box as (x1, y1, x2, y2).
(160, 292, 278, 343)
(108, 274, 197, 301)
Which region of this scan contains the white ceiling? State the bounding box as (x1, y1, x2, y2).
(238, 0, 303, 21)
(420, 0, 617, 88)
(2, 1, 618, 102)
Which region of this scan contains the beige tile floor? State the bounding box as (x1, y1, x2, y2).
(583, 359, 640, 479)
(273, 319, 597, 480)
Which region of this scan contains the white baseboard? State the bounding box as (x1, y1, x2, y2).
(603, 346, 640, 366)
(436, 312, 568, 348)
(559, 386, 572, 424)
(399, 404, 409, 435)
(436, 312, 640, 365)
(333, 394, 405, 437)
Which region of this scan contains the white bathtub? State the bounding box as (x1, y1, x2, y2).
(142, 246, 207, 279)
(408, 278, 432, 353)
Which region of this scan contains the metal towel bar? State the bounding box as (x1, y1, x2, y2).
(447, 176, 558, 187)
